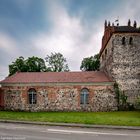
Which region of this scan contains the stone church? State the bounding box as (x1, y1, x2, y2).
(0, 20, 140, 112)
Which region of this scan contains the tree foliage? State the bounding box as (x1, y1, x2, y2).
(80, 54, 100, 71)
(26, 56, 46, 72)
(45, 52, 69, 72)
(9, 56, 46, 76)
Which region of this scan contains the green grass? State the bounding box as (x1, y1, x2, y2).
(0, 111, 140, 126)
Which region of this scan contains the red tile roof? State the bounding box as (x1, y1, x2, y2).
(0, 71, 113, 84)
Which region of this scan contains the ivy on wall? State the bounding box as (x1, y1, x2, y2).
(114, 82, 131, 111)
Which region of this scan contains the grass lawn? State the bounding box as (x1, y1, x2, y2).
(0, 111, 140, 126)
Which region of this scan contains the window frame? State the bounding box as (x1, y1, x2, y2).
(80, 88, 89, 105)
(28, 88, 37, 104)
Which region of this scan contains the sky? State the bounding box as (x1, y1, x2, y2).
(0, 0, 140, 80)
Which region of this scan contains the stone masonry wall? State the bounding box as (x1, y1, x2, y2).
(100, 33, 140, 104)
(2, 84, 117, 112)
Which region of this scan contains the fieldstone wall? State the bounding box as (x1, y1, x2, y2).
(2, 84, 117, 112)
(100, 33, 140, 104)
(4, 88, 23, 110)
(92, 89, 117, 111)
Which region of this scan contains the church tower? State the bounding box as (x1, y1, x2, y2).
(99, 19, 140, 104)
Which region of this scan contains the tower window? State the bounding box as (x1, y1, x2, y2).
(105, 49, 107, 55)
(80, 88, 89, 105)
(28, 88, 37, 104)
(122, 37, 125, 45)
(129, 37, 133, 45)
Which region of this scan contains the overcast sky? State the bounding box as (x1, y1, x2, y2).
(0, 0, 140, 80)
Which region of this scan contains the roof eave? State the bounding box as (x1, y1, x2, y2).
(0, 81, 115, 87)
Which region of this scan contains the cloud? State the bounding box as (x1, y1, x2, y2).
(0, 32, 19, 55)
(103, 0, 140, 25)
(0, 32, 21, 80)
(30, 0, 140, 72)
(0, 65, 8, 81)
(30, 1, 102, 70)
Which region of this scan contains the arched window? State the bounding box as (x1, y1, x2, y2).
(129, 37, 133, 45)
(122, 37, 125, 45)
(80, 88, 89, 105)
(28, 88, 37, 104)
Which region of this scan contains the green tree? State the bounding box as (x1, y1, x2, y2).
(9, 56, 46, 76)
(26, 56, 46, 72)
(9, 56, 27, 76)
(45, 52, 69, 72)
(80, 54, 100, 71)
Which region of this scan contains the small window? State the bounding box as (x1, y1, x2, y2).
(122, 37, 125, 45)
(129, 37, 133, 45)
(80, 88, 89, 105)
(105, 49, 107, 55)
(28, 88, 37, 104)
